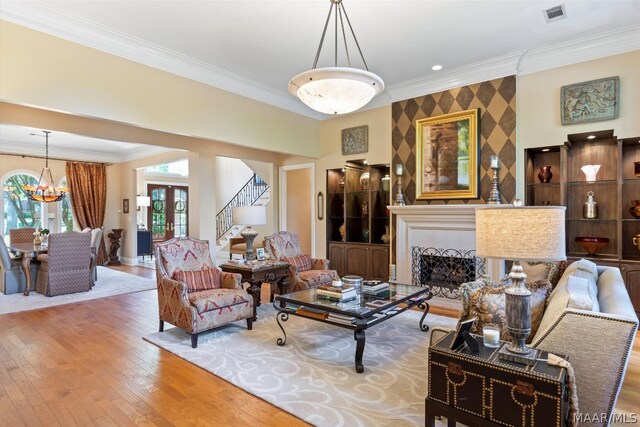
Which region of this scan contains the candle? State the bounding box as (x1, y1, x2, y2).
(389, 264, 397, 281)
(395, 163, 403, 176)
(490, 155, 499, 169)
(483, 326, 500, 348)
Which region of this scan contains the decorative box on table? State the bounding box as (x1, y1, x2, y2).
(427, 331, 569, 427)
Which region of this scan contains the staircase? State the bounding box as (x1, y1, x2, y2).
(215, 174, 269, 255)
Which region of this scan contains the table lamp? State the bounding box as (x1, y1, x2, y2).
(136, 196, 151, 229)
(232, 206, 267, 260)
(475, 203, 566, 365)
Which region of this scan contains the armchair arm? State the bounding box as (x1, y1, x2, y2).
(311, 258, 330, 270)
(157, 275, 197, 332)
(220, 271, 243, 290)
(229, 237, 245, 248)
(531, 309, 638, 419)
(36, 254, 49, 263)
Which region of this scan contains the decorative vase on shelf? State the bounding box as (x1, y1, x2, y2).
(630, 200, 640, 219)
(537, 166, 553, 183)
(381, 226, 390, 244)
(583, 191, 598, 219)
(359, 172, 370, 191)
(580, 164, 601, 182)
(633, 234, 640, 254)
(362, 228, 370, 242)
(634, 161, 640, 178)
(339, 223, 345, 242)
(381, 174, 391, 192)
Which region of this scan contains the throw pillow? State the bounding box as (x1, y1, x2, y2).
(515, 261, 566, 287)
(463, 279, 552, 343)
(283, 254, 313, 272)
(172, 267, 221, 292)
(458, 276, 498, 322)
(549, 259, 599, 311)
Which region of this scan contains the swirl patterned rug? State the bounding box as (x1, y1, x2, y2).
(0, 266, 156, 315)
(144, 304, 458, 426)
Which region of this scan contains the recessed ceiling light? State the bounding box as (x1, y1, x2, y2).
(541, 148, 550, 152)
(432, 65, 443, 71)
(587, 135, 596, 140)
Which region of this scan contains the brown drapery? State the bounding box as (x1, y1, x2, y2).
(65, 162, 108, 265)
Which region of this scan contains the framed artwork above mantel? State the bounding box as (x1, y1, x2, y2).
(415, 108, 480, 200)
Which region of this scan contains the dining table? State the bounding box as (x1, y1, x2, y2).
(7, 242, 48, 296)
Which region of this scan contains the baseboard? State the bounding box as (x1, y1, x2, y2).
(120, 256, 138, 266)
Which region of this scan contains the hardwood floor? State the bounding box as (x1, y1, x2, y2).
(0, 265, 638, 426)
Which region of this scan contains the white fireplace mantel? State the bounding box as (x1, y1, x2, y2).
(389, 204, 502, 284)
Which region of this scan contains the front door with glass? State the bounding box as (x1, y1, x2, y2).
(147, 184, 188, 243)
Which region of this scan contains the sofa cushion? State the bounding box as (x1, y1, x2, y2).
(188, 288, 251, 314)
(284, 254, 313, 272)
(550, 259, 599, 312)
(298, 269, 337, 288)
(534, 274, 598, 342)
(172, 267, 220, 292)
(461, 278, 552, 343)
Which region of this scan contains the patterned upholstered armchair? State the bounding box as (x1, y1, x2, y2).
(265, 231, 338, 295)
(8, 228, 36, 258)
(0, 236, 37, 294)
(36, 232, 92, 296)
(89, 228, 104, 284)
(155, 237, 253, 348)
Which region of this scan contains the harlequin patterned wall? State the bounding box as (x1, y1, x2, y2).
(391, 76, 517, 205)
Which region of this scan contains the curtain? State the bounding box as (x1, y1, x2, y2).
(66, 162, 108, 265)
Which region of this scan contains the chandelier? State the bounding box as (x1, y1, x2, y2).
(22, 131, 68, 203)
(288, 0, 384, 115)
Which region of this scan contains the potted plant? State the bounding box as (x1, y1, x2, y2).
(39, 228, 50, 245)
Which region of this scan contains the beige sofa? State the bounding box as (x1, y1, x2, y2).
(530, 263, 638, 426)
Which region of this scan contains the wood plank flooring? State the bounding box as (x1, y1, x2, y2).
(0, 265, 638, 426)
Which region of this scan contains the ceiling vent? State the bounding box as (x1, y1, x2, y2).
(544, 4, 567, 23)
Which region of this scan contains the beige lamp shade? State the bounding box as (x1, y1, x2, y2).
(475, 206, 566, 262)
(232, 206, 267, 225)
(136, 196, 151, 207)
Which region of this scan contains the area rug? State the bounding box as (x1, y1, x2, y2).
(144, 304, 458, 426)
(0, 266, 156, 315)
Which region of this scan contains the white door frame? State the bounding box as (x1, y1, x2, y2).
(279, 163, 316, 257)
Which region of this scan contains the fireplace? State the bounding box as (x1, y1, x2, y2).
(411, 247, 485, 299)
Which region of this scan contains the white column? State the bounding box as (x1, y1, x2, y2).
(188, 152, 217, 260)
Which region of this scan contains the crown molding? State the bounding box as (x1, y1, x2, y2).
(0, 1, 323, 120)
(0, 141, 172, 164)
(1, 2, 638, 119)
(517, 24, 640, 75)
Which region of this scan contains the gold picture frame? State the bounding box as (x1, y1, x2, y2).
(415, 108, 480, 200)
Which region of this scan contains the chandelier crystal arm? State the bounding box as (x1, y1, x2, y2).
(312, 1, 336, 69)
(339, 2, 369, 71)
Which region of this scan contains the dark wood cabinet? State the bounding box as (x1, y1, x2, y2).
(137, 230, 153, 259)
(526, 130, 640, 314)
(326, 161, 391, 280)
(328, 242, 389, 281)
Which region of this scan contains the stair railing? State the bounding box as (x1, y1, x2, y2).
(216, 174, 269, 241)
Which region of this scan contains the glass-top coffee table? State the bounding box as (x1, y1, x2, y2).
(273, 283, 433, 373)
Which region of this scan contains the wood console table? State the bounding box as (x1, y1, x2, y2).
(219, 260, 290, 320)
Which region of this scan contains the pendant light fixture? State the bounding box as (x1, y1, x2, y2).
(22, 131, 68, 203)
(288, 0, 384, 115)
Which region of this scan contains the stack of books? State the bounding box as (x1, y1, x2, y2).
(316, 284, 356, 302)
(326, 312, 356, 325)
(296, 306, 328, 320)
(362, 281, 390, 295)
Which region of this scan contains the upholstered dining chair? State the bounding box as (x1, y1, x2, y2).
(8, 227, 36, 258)
(36, 232, 92, 296)
(0, 236, 38, 294)
(155, 236, 254, 348)
(264, 231, 338, 296)
(89, 227, 104, 284)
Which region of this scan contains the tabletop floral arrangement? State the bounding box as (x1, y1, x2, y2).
(33, 228, 50, 245)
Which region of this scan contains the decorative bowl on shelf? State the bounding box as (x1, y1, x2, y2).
(575, 237, 609, 255)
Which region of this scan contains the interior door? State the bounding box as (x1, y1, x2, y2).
(147, 184, 189, 243)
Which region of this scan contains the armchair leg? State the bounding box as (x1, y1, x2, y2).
(191, 333, 198, 348)
(246, 318, 253, 330)
(159, 320, 164, 332)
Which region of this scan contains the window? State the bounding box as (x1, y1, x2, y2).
(2, 173, 42, 240)
(144, 159, 189, 177)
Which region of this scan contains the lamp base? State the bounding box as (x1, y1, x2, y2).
(498, 343, 538, 366)
(241, 226, 258, 261)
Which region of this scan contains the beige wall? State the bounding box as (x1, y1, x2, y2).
(285, 168, 312, 254)
(313, 105, 392, 257)
(517, 50, 640, 198)
(0, 21, 320, 158)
